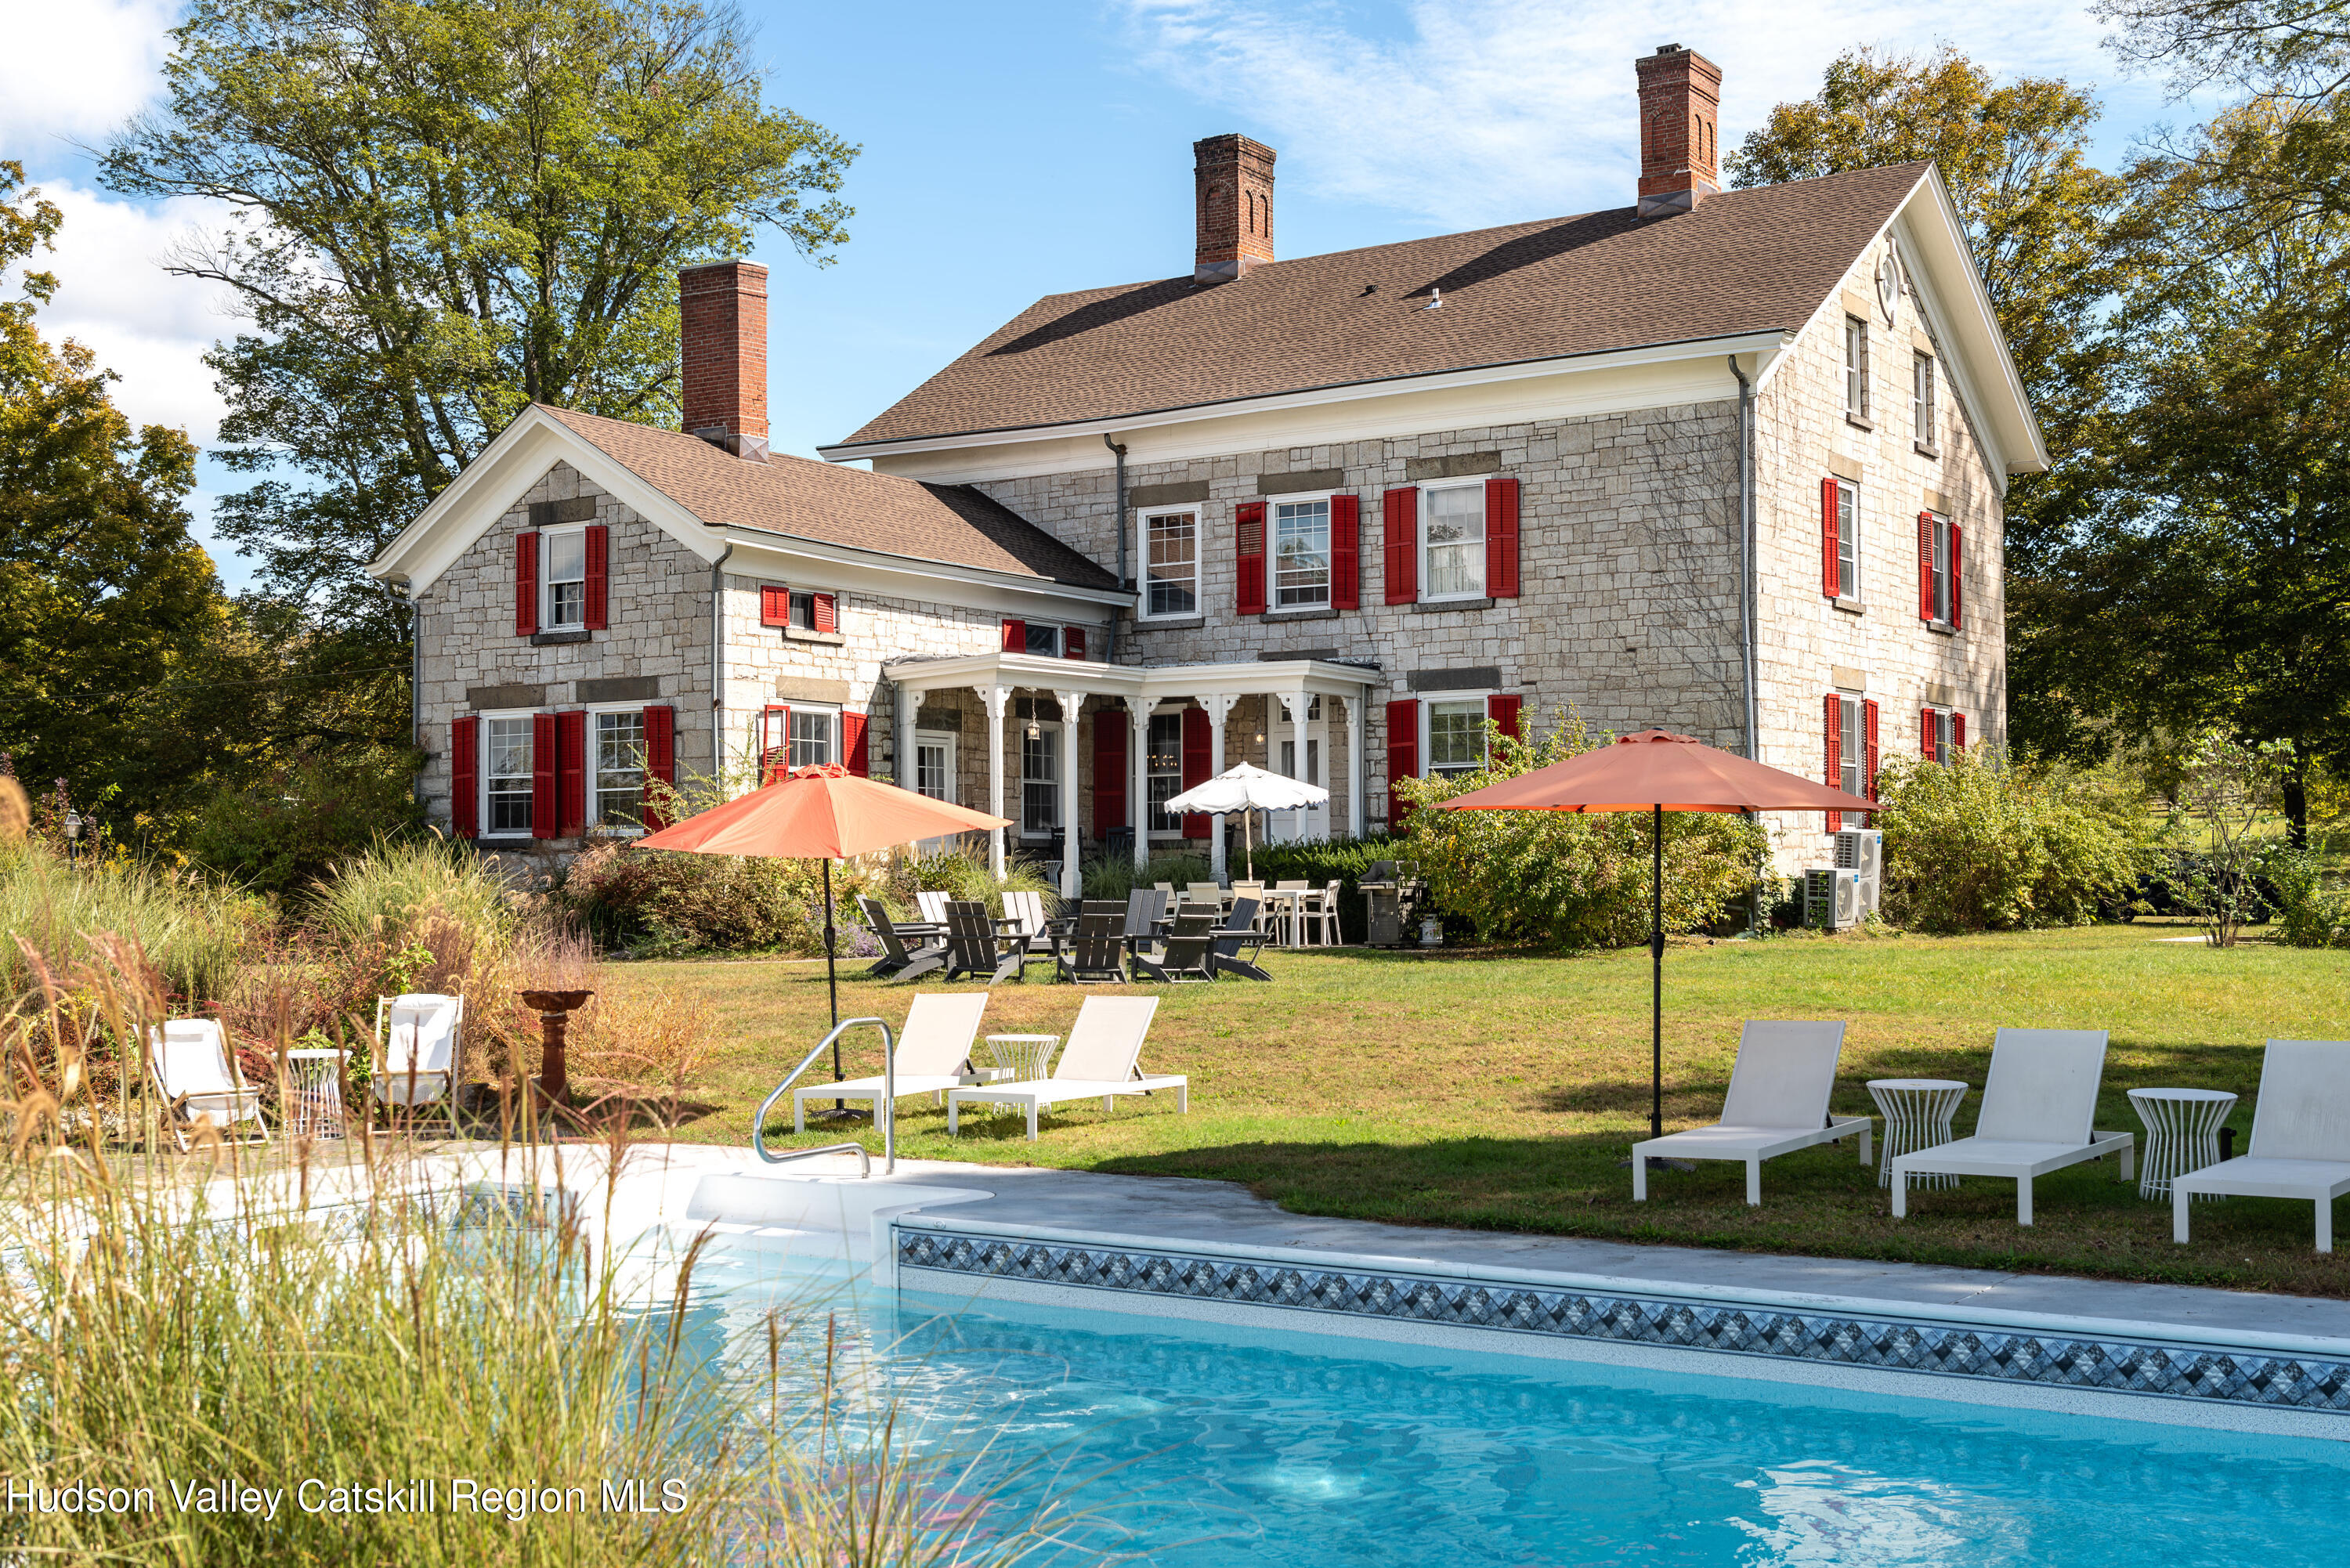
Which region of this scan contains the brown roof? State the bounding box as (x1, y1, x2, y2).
(838, 164, 1930, 447)
(542, 405, 1119, 591)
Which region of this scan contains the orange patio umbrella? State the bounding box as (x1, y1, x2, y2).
(636, 764, 1010, 1051)
(1438, 729, 1878, 1141)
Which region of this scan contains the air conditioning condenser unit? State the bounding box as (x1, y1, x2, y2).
(1803, 867, 1862, 930)
(1832, 829, 1883, 914)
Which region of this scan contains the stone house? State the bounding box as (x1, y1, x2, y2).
(368, 43, 2046, 891)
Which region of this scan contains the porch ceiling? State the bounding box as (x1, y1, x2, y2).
(884, 650, 1379, 700)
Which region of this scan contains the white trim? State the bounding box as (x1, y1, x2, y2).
(583, 703, 650, 836)
(1415, 477, 1488, 604)
(819, 331, 1795, 461)
(1887, 171, 2052, 475)
(1420, 691, 1498, 780)
(912, 729, 959, 806)
(1134, 503, 1202, 623)
(889, 652, 1375, 707)
(1017, 717, 1065, 840)
(477, 708, 537, 842)
(1835, 475, 1864, 608)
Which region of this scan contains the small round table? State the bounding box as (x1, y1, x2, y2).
(285, 1047, 351, 1139)
(1867, 1078, 1969, 1190)
(984, 1034, 1059, 1082)
(2128, 1087, 2237, 1201)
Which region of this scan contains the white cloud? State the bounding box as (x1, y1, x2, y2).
(0, 0, 176, 151)
(1126, 0, 2120, 229)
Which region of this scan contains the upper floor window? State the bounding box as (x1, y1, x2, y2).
(1925, 706, 1966, 764)
(484, 715, 533, 836)
(1925, 511, 1954, 625)
(1844, 316, 1870, 423)
(1426, 699, 1488, 779)
(1272, 497, 1330, 608)
(1023, 622, 1061, 657)
(789, 590, 818, 631)
(1835, 479, 1860, 602)
(1421, 482, 1486, 600)
(1142, 509, 1198, 619)
(1835, 692, 1865, 800)
(543, 529, 587, 629)
(1913, 354, 1937, 451)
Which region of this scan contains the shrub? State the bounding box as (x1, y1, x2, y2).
(1875, 747, 2157, 934)
(308, 833, 520, 953)
(186, 751, 425, 898)
(0, 842, 264, 1003)
(889, 847, 1060, 919)
(1079, 850, 1211, 904)
(563, 840, 850, 957)
(2264, 844, 2347, 948)
(1395, 714, 1768, 950)
(1243, 835, 1403, 942)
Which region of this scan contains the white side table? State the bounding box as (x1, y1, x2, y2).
(2128, 1088, 2237, 1201)
(1867, 1078, 1968, 1190)
(984, 1034, 1058, 1082)
(285, 1047, 350, 1139)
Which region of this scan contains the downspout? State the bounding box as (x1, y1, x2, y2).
(407, 582, 424, 809)
(711, 544, 735, 786)
(1103, 432, 1128, 663)
(1727, 356, 1758, 760)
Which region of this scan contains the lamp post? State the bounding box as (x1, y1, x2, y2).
(63, 809, 81, 864)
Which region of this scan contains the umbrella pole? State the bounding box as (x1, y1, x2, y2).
(824, 858, 842, 1076)
(1650, 803, 1664, 1142)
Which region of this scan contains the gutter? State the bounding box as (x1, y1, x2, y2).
(1727, 356, 1758, 760)
(1103, 432, 1128, 663)
(711, 544, 734, 785)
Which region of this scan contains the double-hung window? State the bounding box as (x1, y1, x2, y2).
(1426, 699, 1488, 779)
(1926, 708, 1964, 764)
(1912, 354, 1937, 451)
(1142, 509, 1198, 618)
(591, 710, 645, 829)
(1837, 695, 1865, 800)
(484, 715, 533, 836)
(1926, 511, 1953, 624)
(1272, 497, 1331, 608)
(1421, 483, 1485, 600)
(543, 530, 587, 629)
(1021, 720, 1061, 836)
(1835, 479, 1860, 602)
(790, 707, 837, 768)
(1844, 316, 1871, 423)
(1144, 711, 1184, 833)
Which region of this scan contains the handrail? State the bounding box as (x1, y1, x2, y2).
(752, 1016, 898, 1176)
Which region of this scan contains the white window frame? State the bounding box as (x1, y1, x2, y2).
(1912, 353, 1937, 451)
(584, 704, 648, 835)
(1836, 691, 1865, 799)
(1844, 316, 1871, 423)
(1269, 491, 1334, 611)
(1020, 718, 1062, 839)
(540, 526, 588, 630)
(1137, 506, 1202, 621)
(786, 703, 839, 770)
(1021, 622, 1062, 657)
(1417, 479, 1487, 603)
(913, 729, 958, 804)
(1925, 706, 1965, 764)
(1926, 510, 1953, 626)
(1420, 691, 1496, 781)
(1835, 479, 1862, 604)
(1144, 705, 1187, 838)
(479, 709, 537, 840)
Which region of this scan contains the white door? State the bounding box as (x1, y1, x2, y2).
(913, 732, 959, 855)
(1274, 700, 1328, 844)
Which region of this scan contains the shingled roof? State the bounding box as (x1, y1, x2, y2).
(834, 164, 1931, 449)
(540, 405, 1119, 590)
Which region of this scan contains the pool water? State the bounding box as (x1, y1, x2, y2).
(687, 1238, 2350, 1566)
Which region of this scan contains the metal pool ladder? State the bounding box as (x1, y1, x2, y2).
(753, 1017, 897, 1176)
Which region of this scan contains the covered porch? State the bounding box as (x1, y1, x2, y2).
(885, 652, 1381, 896)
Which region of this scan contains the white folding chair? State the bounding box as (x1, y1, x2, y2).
(149, 1019, 268, 1151)
(373, 993, 465, 1125)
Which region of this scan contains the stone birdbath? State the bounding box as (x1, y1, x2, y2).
(519, 989, 594, 1108)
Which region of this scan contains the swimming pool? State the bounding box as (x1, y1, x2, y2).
(689, 1234, 2350, 1567)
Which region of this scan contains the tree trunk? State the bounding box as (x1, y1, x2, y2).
(2284, 757, 2310, 850)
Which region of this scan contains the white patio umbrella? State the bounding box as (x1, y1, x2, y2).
(1163, 761, 1330, 880)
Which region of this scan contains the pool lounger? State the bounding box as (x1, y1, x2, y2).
(1630, 1021, 1871, 1205)
(1891, 1028, 2134, 1225)
(792, 992, 988, 1132)
(947, 995, 1185, 1140)
(2174, 1039, 2350, 1252)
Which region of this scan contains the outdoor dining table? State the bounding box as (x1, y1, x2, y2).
(1257, 887, 1307, 947)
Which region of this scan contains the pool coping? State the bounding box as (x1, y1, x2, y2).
(891, 1213, 2350, 1422)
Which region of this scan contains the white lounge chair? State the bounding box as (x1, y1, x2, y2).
(790, 992, 989, 1133)
(946, 995, 1183, 1140)
(1890, 1028, 2134, 1225)
(373, 993, 465, 1121)
(150, 1018, 268, 1151)
(2174, 1039, 2350, 1252)
(1630, 1021, 1869, 1205)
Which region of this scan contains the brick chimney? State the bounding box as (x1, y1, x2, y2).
(1193, 134, 1276, 286)
(1635, 45, 1722, 220)
(679, 259, 769, 462)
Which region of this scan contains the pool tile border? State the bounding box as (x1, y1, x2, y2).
(895, 1226, 2350, 1414)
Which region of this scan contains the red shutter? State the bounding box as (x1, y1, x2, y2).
(1180, 706, 1213, 838)
(1485, 476, 1520, 598)
(1235, 502, 1267, 616)
(642, 706, 674, 829)
(759, 703, 790, 783)
(1383, 488, 1418, 604)
(843, 710, 870, 777)
(1863, 699, 1880, 824)
(1386, 698, 1419, 826)
(1331, 493, 1361, 609)
(583, 525, 609, 630)
(450, 716, 479, 840)
(556, 710, 586, 836)
(760, 585, 789, 627)
(1918, 512, 1936, 622)
(1000, 619, 1025, 652)
(515, 531, 539, 635)
(1922, 707, 1938, 761)
(1820, 481, 1838, 599)
(531, 712, 558, 839)
(1824, 694, 1842, 833)
(814, 592, 837, 634)
(1949, 521, 1963, 630)
(1092, 707, 1127, 835)
(1487, 693, 1524, 747)
(1953, 713, 1967, 752)
(1064, 625, 1086, 659)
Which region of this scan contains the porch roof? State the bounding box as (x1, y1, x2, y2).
(884, 650, 1380, 703)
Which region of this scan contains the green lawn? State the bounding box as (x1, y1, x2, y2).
(608, 925, 2350, 1298)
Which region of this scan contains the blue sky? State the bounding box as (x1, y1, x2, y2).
(4, 1, 2201, 589)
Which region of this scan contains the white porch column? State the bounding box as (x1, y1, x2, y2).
(977, 683, 1010, 878)
(1204, 692, 1238, 883)
(1054, 688, 1083, 899)
(1284, 688, 1308, 841)
(894, 681, 918, 790)
(1123, 694, 1153, 869)
(1347, 688, 1368, 840)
